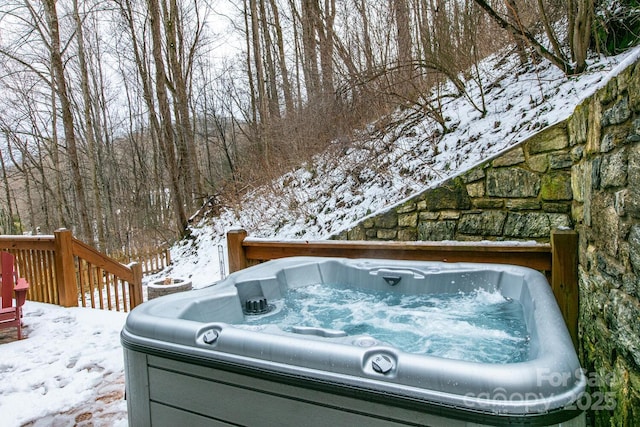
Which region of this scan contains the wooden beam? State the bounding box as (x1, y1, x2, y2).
(227, 229, 248, 273)
(54, 228, 78, 307)
(242, 238, 552, 271)
(128, 262, 143, 309)
(551, 229, 579, 349)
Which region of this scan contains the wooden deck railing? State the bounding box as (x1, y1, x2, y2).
(227, 228, 579, 348)
(111, 246, 171, 276)
(0, 228, 143, 312)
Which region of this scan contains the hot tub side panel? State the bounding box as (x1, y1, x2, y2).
(123, 347, 585, 427)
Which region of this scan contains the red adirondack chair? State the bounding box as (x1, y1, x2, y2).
(1, 251, 30, 339)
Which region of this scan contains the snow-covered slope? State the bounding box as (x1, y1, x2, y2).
(160, 47, 640, 288)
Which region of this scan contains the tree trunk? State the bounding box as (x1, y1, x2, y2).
(147, 0, 189, 233)
(259, 0, 282, 120)
(43, 0, 94, 242)
(269, 0, 294, 115)
(72, 0, 106, 249)
(301, 0, 321, 101)
(473, 0, 575, 74)
(570, 0, 592, 73)
(504, 0, 528, 65)
(394, 0, 412, 97)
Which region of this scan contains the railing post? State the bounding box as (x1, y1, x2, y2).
(54, 228, 78, 307)
(227, 229, 248, 274)
(165, 248, 171, 268)
(551, 229, 579, 349)
(128, 262, 143, 308)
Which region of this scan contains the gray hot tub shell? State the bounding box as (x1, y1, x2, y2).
(122, 257, 586, 426)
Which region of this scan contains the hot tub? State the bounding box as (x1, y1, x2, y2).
(121, 257, 586, 426)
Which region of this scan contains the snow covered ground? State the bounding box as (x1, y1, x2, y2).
(1, 47, 639, 426)
(0, 303, 128, 426)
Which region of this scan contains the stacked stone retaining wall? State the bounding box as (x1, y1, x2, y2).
(335, 121, 574, 243)
(333, 58, 640, 426)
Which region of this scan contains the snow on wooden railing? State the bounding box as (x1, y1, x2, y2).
(227, 228, 578, 349)
(0, 228, 143, 312)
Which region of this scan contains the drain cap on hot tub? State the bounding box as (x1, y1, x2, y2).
(245, 297, 270, 314)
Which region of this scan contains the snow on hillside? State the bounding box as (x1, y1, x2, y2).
(159, 47, 640, 289)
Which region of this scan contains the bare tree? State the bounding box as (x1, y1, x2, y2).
(43, 0, 94, 241)
(147, 0, 189, 233)
(473, 0, 593, 74)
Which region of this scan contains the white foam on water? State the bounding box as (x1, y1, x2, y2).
(238, 284, 529, 363)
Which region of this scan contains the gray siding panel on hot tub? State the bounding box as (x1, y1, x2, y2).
(122, 257, 586, 426)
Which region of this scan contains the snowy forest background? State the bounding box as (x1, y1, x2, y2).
(0, 0, 638, 254)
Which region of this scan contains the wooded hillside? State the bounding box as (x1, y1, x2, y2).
(0, 0, 637, 252)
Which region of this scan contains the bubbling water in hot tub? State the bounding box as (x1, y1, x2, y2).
(236, 283, 530, 364)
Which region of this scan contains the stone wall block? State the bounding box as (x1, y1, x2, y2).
(362, 218, 375, 228)
(549, 152, 573, 169)
(629, 62, 640, 112)
(592, 157, 602, 190)
(542, 202, 571, 213)
(504, 212, 553, 238)
(526, 122, 569, 154)
(376, 229, 397, 240)
(397, 229, 417, 241)
(439, 210, 461, 220)
(492, 147, 525, 167)
(374, 210, 397, 228)
(417, 221, 456, 241)
(602, 96, 630, 127)
(396, 202, 416, 214)
(600, 148, 628, 189)
(571, 145, 584, 162)
(505, 199, 541, 210)
(628, 189, 640, 219)
(541, 172, 573, 201)
(622, 271, 639, 298)
(486, 168, 540, 198)
(461, 167, 485, 183)
(571, 163, 586, 203)
(630, 225, 640, 275)
(398, 212, 418, 227)
(466, 182, 485, 198)
(419, 211, 439, 220)
(473, 198, 505, 209)
(587, 96, 603, 154)
(629, 142, 640, 187)
(548, 213, 571, 230)
(602, 126, 631, 152)
(568, 101, 588, 146)
(629, 118, 640, 143)
(601, 77, 618, 105)
(616, 67, 630, 94)
(347, 225, 366, 240)
(608, 290, 640, 368)
(593, 195, 620, 257)
(615, 190, 628, 216)
(421, 178, 471, 210)
(458, 211, 507, 235)
(597, 252, 625, 280)
(527, 154, 549, 173)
